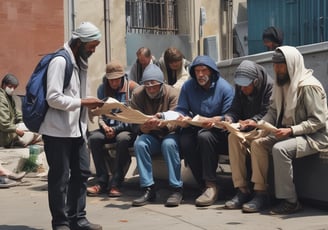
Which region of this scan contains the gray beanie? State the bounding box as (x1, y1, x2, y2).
(234, 60, 258, 86)
(1, 73, 19, 87)
(141, 64, 164, 84)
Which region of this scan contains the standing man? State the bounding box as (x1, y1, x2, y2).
(176, 55, 234, 207)
(130, 64, 183, 207)
(250, 46, 328, 215)
(128, 47, 157, 84)
(223, 60, 273, 211)
(87, 60, 138, 197)
(39, 22, 103, 230)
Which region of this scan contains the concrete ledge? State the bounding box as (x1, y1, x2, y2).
(0, 147, 29, 170)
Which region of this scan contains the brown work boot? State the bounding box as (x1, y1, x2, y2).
(195, 181, 218, 207)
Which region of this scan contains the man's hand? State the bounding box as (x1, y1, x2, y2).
(176, 115, 191, 128)
(239, 119, 257, 131)
(81, 97, 104, 109)
(15, 128, 25, 137)
(140, 116, 161, 133)
(274, 128, 293, 139)
(103, 125, 115, 139)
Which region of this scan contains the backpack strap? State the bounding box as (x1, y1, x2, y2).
(54, 49, 74, 90)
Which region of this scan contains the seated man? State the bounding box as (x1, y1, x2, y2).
(130, 64, 183, 207)
(223, 60, 273, 211)
(129, 47, 158, 84)
(158, 47, 190, 89)
(175, 55, 234, 207)
(87, 60, 139, 197)
(250, 46, 328, 215)
(0, 74, 41, 148)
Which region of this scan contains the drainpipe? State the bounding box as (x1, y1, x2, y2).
(66, 0, 75, 38)
(104, 0, 111, 63)
(227, 0, 233, 59)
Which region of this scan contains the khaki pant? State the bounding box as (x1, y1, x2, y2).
(229, 132, 273, 191)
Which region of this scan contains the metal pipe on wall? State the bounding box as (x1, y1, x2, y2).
(104, 0, 111, 63)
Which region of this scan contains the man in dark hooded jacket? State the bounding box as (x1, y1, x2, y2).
(223, 60, 273, 211)
(175, 55, 234, 207)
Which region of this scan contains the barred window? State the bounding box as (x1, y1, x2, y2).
(126, 0, 178, 35)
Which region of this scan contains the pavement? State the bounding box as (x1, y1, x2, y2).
(1, 147, 328, 230)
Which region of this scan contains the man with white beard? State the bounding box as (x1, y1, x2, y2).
(175, 55, 234, 207)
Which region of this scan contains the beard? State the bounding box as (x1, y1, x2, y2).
(197, 75, 210, 86)
(146, 85, 163, 99)
(276, 73, 290, 86)
(78, 43, 92, 60)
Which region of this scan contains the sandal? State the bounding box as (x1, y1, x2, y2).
(109, 187, 122, 197)
(87, 184, 105, 196)
(8, 171, 26, 181)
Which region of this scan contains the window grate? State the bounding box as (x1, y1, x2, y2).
(126, 0, 178, 35)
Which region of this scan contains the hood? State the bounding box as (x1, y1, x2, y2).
(189, 56, 220, 79)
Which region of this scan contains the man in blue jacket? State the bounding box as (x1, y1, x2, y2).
(176, 55, 234, 207)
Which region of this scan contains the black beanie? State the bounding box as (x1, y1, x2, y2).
(262, 26, 284, 45)
(272, 50, 286, 63)
(1, 73, 19, 87)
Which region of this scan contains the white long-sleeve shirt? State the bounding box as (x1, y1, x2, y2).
(39, 43, 88, 138)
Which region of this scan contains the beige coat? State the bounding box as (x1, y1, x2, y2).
(263, 46, 328, 156)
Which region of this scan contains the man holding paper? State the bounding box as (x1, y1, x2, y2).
(249, 46, 328, 215)
(130, 64, 183, 207)
(223, 60, 273, 212)
(175, 55, 234, 207)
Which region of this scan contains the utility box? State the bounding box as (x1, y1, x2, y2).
(204, 36, 219, 61)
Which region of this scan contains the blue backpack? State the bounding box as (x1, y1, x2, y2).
(22, 49, 73, 132)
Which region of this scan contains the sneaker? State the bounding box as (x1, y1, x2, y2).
(195, 185, 218, 207)
(165, 187, 183, 207)
(0, 176, 18, 188)
(87, 184, 105, 196)
(270, 200, 302, 215)
(242, 193, 268, 213)
(225, 190, 252, 209)
(108, 187, 122, 197)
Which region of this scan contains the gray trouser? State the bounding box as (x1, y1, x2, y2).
(271, 137, 317, 200)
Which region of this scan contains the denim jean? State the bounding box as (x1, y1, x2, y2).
(134, 133, 183, 188)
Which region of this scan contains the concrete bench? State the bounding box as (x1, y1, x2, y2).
(293, 153, 328, 203)
(102, 143, 231, 187)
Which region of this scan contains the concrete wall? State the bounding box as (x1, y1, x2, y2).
(218, 42, 328, 93)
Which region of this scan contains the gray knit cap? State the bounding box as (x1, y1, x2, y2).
(141, 64, 164, 84)
(234, 60, 258, 86)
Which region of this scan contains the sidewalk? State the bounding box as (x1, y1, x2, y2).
(1, 148, 328, 230)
